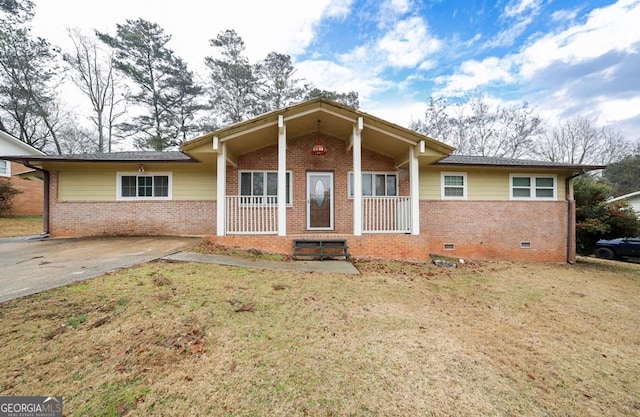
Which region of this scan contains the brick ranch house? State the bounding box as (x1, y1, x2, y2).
(0, 130, 44, 216)
(2, 98, 603, 262)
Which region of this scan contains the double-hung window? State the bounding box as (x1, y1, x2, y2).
(239, 170, 292, 205)
(510, 174, 556, 200)
(0, 160, 9, 177)
(441, 172, 467, 199)
(348, 172, 398, 197)
(117, 173, 172, 200)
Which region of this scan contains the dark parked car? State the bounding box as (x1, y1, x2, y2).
(594, 237, 640, 260)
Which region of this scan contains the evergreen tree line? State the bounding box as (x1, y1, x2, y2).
(0, 3, 357, 153)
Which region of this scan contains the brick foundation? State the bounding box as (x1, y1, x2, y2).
(421, 200, 570, 262)
(208, 201, 572, 262)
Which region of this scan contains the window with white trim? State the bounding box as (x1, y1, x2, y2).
(510, 174, 557, 200)
(441, 172, 467, 199)
(348, 172, 398, 197)
(0, 160, 9, 177)
(239, 170, 292, 205)
(117, 173, 172, 200)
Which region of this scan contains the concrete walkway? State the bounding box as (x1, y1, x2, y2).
(163, 251, 360, 275)
(0, 236, 201, 303)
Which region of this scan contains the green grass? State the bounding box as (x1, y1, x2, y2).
(0, 257, 638, 416)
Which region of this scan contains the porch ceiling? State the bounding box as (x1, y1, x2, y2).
(182, 98, 454, 166)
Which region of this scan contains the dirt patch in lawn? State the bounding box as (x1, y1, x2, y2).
(1, 257, 639, 416)
(0, 215, 43, 237)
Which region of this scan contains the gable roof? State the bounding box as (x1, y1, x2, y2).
(0, 130, 45, 156)
(181, 98, 455, 167)
(437, 155, 605, 171)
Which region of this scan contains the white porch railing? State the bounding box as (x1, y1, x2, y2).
(362, 196, 412, 233)
(225, 195, 412, 234)
(226, 196, 278, 234)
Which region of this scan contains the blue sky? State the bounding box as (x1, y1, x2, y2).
(31, 0, 640, 143)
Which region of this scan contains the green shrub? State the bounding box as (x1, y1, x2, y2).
(575, 175, 640, 254)
(0, 179, 22, 216)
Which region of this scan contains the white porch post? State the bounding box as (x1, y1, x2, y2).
(216, 141, 227, 236)
(353, 117, 363, 236)
(410, 145, 420, 235)
(277, 115, 287, 236)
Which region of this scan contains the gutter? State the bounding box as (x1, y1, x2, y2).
(565, 170, 586, 264)
(22, 160, 50, 237)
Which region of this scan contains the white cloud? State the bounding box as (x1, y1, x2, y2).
(296, 59, 388, 98)
(516, 0, 640, 78)
(381, 0, 413, 16)
(504, 0, 543, 17)
(31, 0, 354, 70)
(434, 57, 515, 96)
(377, 17, 441, 68)
(597, 97, 640, 123)
(550, 8, 579, 22)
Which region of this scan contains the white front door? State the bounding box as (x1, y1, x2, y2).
(307, 172, 334, 230)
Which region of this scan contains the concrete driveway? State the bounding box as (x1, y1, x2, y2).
(0, 236, 201, 303)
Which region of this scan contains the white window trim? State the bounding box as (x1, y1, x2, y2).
(116, 172, 173, 201)
(510, 174, 557, 200)
(441, 172, 467, 200)
(0, 160, 10, 177)
(238, 170, 293, 207)
(347, 171, 399, 198)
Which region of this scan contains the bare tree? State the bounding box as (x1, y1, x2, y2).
(536, 117, 631, 164)
(63, 29, 124, 152)
(409, 97, 452, 140)
(411, 93, 542, 158)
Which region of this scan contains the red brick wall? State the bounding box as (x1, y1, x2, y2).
(209, 234, 430, 261)
(230, 132, 407, 234)
(4, 161, 44, 216)
(48, 172, 215, 237)
(210, 201, 571, 262)
(421, 200, 570, 262)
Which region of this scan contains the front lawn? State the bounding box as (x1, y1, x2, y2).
(1, 257, 638, 416)
(0, 215, 43, 237)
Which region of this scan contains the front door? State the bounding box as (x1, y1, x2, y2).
(307, 172, 334, 230)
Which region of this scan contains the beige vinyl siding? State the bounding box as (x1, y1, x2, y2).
(172, 170, 216, 200)
(59, 171, 115, 201)
(57, 164, 216, 201)
(420, 167, 567, 201)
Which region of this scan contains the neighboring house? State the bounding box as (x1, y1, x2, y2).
(1, 99, 603, 262)
(0, 130, 45, 216)
(609, 191, 640, 215)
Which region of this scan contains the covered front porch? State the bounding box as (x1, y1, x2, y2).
(181, 98, 454, 239)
